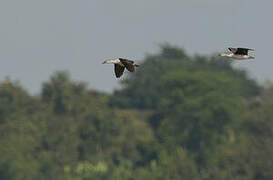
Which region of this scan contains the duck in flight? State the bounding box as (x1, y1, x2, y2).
(102, 58, 139, 78)
(220, 47, 254, 60)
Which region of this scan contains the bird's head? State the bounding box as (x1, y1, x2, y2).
(219, 53, 229, 57)
(102, 60, 111, 64)
(102, 59, 118, 64)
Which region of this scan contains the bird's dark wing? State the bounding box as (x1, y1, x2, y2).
(119, 59, 135, 72)
(234, 48, 254, 55)
(228, 48, 237, 53)
(114, 64, 125, 78)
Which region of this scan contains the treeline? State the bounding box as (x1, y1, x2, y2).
(0, 45, 272, 180)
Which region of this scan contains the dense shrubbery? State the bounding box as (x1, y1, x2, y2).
(0, 45, 272, 179)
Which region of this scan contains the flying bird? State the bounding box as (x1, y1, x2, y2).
(102, 58, 139, 78)
(220, 47, 254, 60)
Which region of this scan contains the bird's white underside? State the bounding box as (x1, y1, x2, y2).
(220, 53, 254, 60)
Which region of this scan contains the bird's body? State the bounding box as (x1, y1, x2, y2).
(102, 58, 139, 78)
(220, 47, 254, 60)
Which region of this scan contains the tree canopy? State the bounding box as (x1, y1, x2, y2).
(0, 45, 271, 180)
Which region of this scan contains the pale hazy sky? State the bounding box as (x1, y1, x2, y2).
(0, 0, 272, 94)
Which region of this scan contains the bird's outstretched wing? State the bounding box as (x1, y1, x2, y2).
(236, 48, 254, 55)
(119, 59, 135, 72)
(229, 47, 254, 55)
(114, 64, 125, 78)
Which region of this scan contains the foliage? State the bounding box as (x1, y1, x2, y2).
(0, 45, 272, 180)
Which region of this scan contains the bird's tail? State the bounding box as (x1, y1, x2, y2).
(134, 64, 140, 67)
